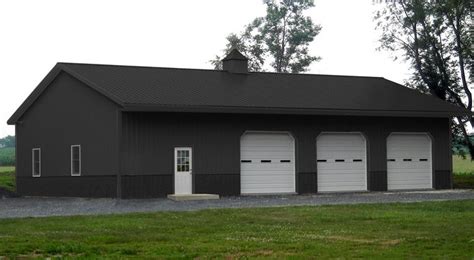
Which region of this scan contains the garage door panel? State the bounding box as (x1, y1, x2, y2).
(317, 133, 367, 192)
(241, 171, 295, 177)
(318, 163, 365, 169)
(387, 134, 432, 190)
(241, 156, 293, 160)
(387, 182, 431, 189)
(388, 171, 432, 177)
(241, 164, 293, 170)
(388, 167, 431, 173)
(318, 185, 366, 192)
(241, 166, 294, 171)
(388, 164, 431, 170)
(243, 147, 291, 151)
(389, 177, 432, 183)
(317, 172, 367, 178)
(244, 188, 295, 194)
(316, 169, 366, 175)
(244, 177, 295, 185)
(319, 179, 366, 185)
(319, 183, 366, 188)
(241, 132, 295, 194)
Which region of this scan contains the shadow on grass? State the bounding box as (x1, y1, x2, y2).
(453, 172, 474, 189)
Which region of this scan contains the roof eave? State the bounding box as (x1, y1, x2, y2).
(122, 104, 470, 118)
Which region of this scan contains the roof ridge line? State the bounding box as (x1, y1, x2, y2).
(57, 62, 386, 79)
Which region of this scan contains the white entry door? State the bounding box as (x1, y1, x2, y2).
(387, 133, 432, 190)
(174, 147, 192, 194)
(240, 132, 295, 194)
(317, 133, 367, 192)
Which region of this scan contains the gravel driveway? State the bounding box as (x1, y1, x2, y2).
(0, 189, 473, 219)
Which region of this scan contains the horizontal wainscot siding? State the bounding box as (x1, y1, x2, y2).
(16, 176, 117, 198)
(121, 112, 451, 198)
(121, 175, 173, 199)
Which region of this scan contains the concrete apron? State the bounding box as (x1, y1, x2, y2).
(167, 194, 220, 201)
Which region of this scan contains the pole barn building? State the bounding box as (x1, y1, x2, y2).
(7, 50, 470, 198)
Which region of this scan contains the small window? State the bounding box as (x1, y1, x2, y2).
(241, 160, 252, 163)
(353, 159, 363, 162)
(335, 159, 345, 162)
(387, 159, 396, 162)
(176, 148, 191, 172)
(71, 145, 81, 176)
(419, 159, 428, 162)
(260, 160, 271, 163)
(403, 159, 412, 162)
(317, 159, 327, 162)
(32, 148, 41, 177)
(280, 160, 291, 163)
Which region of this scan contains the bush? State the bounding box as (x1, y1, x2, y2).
(0, 148, 15, 166)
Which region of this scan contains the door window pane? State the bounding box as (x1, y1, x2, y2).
(176, 149, 191, 172)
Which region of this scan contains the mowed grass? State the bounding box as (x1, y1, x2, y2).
(0, 200, 473, 258)
(0, 166, 14, 173)
(453, 155, 474, 189)
(453, 155, 474, 173)
(0, 166, 15, 191)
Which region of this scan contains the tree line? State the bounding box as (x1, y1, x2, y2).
(0, 135, 15, 166)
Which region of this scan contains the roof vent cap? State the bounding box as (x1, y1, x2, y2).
(222, 49, 248, 74)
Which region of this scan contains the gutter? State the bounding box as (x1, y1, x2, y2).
(121, 104, 472, 118)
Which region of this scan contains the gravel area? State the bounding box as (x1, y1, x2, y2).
(0, 189, 473, 219)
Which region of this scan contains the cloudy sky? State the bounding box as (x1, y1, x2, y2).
(0, 0, 411, 137)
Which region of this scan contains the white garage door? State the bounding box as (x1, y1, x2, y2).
(387, 133, 432, 190)
(240, 132, 295, 194)
(317, 133, 367, 192)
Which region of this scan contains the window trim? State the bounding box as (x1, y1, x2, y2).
(70, 145, 81, 176)
(32, 148, 41, 177)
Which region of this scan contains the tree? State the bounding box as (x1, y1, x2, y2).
(0, 135, 15, 148)
(211, 0, 321, 73)
(375, 0, 474, 159)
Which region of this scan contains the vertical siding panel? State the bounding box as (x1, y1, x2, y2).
(118, 113, 451, 198)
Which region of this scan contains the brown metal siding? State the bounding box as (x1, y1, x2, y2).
(15, 72, 120, 197)
(121, 112, 451, 197)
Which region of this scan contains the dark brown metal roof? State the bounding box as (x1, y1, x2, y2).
(7, 62, 471, 124)
(222, 49, 248, 61)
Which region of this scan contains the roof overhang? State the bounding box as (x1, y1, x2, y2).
(122, 104, 472, 118)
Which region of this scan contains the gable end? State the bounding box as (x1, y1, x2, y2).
(7, 64, 124, 125)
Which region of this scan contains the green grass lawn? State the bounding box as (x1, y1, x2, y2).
(453, 155, 474, 189)
(453, 155, 474, 173)
(0, 166, 15, 191)
(0, 200, 473, 258)
(0, 166, 14, 173)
